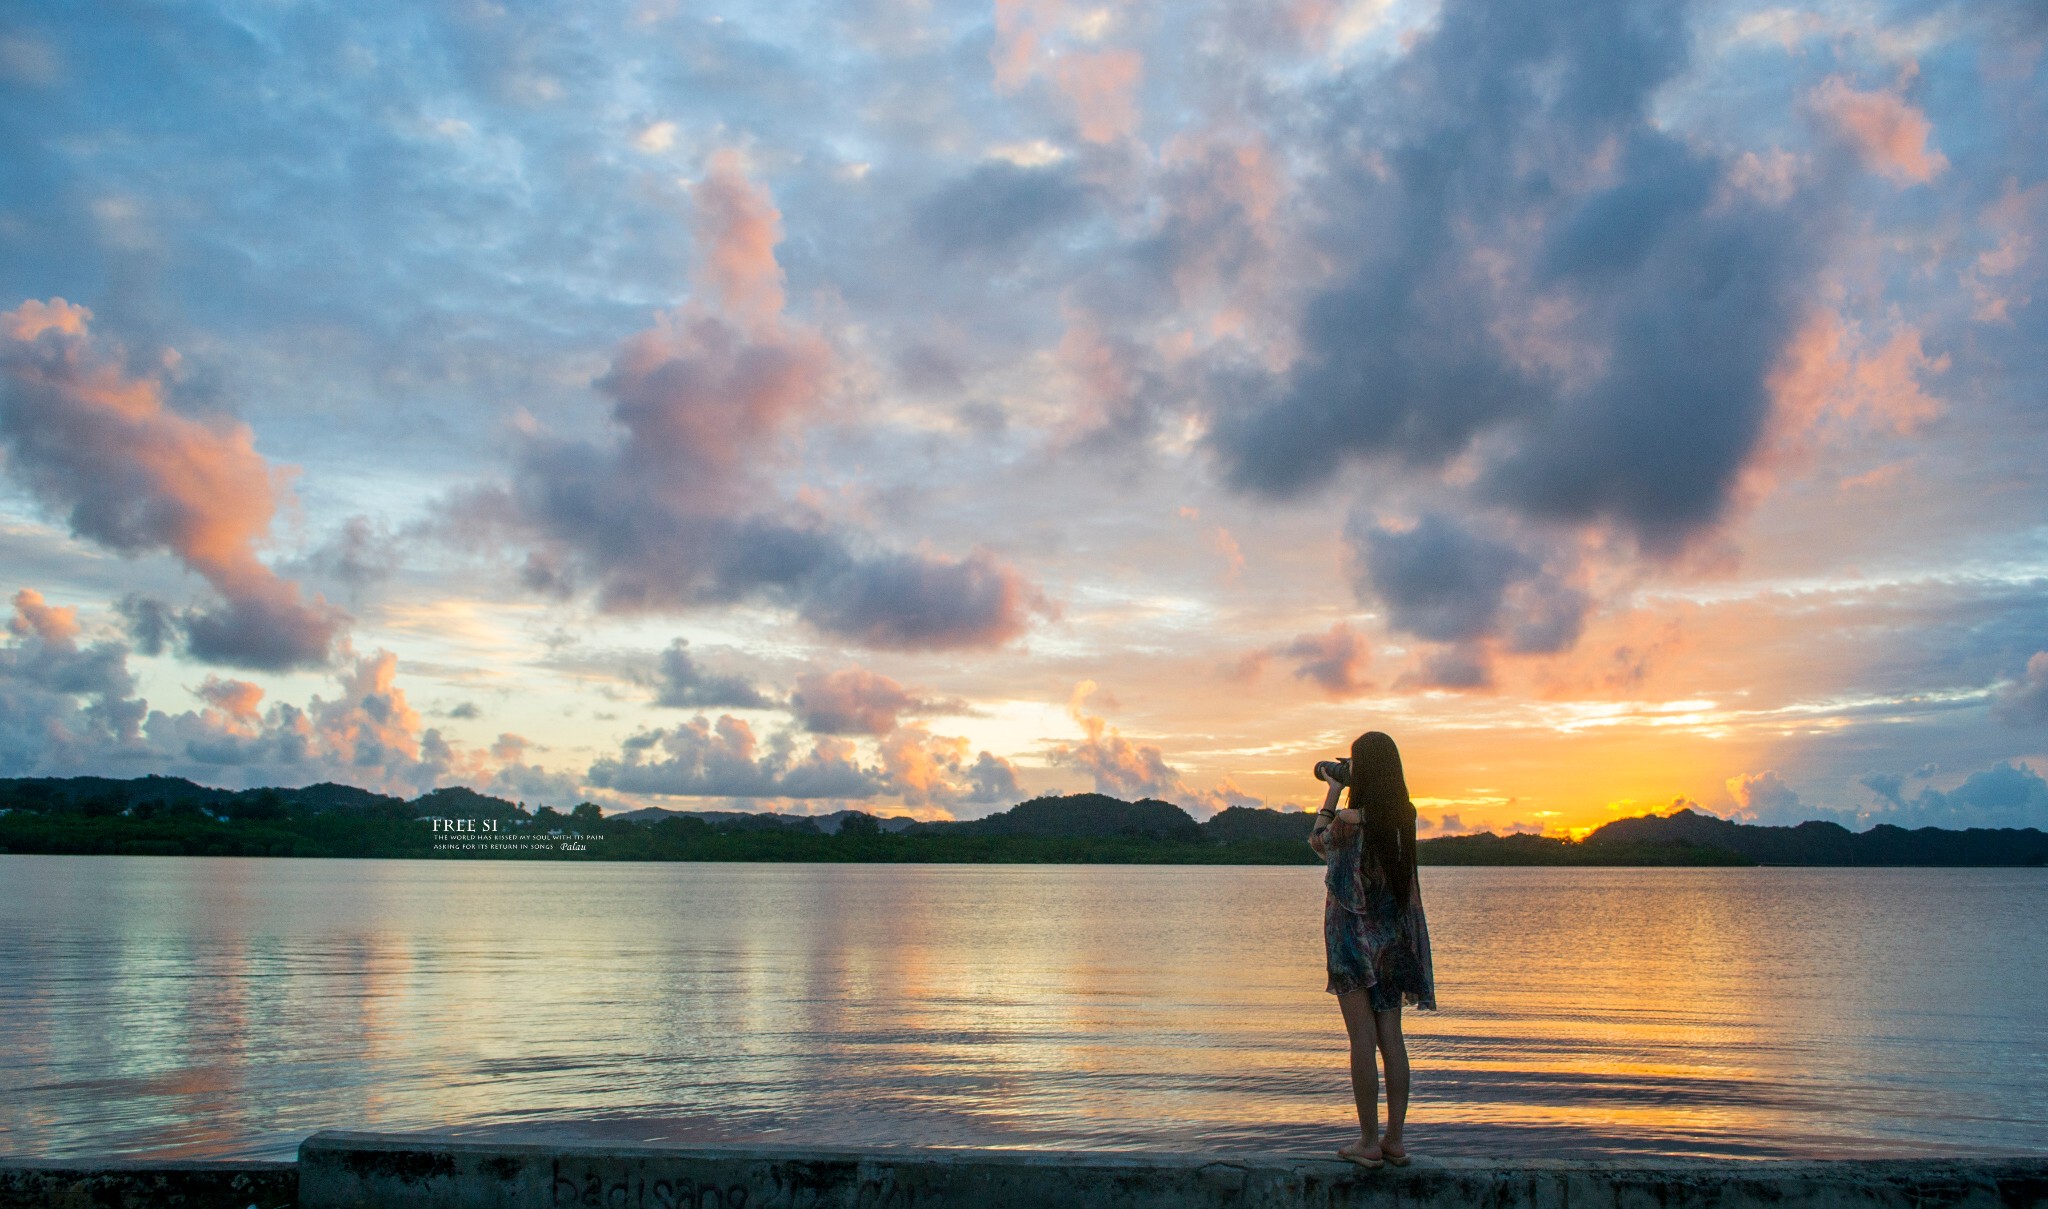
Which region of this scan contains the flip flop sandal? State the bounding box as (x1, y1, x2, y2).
(1337, 1146, 1385, 1169)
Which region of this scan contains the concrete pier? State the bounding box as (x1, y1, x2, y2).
(4, 1135, 2043, 1209)
(295, 1132, 2048, 1209)
(0, 1158, 295, 1209)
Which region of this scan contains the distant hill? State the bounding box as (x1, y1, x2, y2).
(612, 805, 917, 835)
(1201, 805, 1321, 844)
(411, 786, 524, 819)
(0, 775, 501, 820)
(1584, 809, 2048, 866)
(289, 782, 408, 813)
(927, 793, 1205, 842)
(4, 776, 2042, 865)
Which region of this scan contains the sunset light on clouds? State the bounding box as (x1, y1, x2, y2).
(1, 0, 2044, 835)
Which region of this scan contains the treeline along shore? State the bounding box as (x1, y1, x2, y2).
(3, 775, 2045, 866)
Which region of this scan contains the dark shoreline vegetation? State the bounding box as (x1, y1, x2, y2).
(1, 775, 2044, 866)
(7, 775, 2048, 868)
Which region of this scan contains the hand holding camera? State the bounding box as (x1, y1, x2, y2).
(1314, 758, 1352, 785)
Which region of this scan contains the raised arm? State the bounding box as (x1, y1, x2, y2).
(1308, 778, 1344, 858)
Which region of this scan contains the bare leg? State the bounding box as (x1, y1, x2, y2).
(1373, 1006, 1410, 1155)
(1336, 991, 1382, 1160)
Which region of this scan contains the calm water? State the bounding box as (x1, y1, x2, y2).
(1, 857, 2044, 1161)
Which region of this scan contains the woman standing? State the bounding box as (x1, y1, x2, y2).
(1310, 730, 1436, 1168)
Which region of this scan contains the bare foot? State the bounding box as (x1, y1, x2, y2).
(1378, 1136, 1410, 1166)
(1337, 1140, 1384, 1168)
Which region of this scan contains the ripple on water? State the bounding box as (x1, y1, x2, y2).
(0, 858, 2044, 1160)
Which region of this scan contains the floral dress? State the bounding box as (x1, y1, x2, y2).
(1311, 812, 1437, 1011)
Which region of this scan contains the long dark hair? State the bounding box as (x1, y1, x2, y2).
(1348, 731, 1416, 908)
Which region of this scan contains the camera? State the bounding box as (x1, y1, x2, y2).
(1314, 758, 1352, 785)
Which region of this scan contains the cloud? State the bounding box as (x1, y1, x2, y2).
(0, 593, 591, 800)
(990, 0, 1144, 144)
(300, 516, 401, 596)
(1353, 514, 1531, 644)
(585, 711, 1018, 808)
(1278, 622, 1373, 697)
(1964, 180, 2045, 324)
(183, 589, 349, 671)
(1726, 769, 1805, 824)
(1810, 75, 1947, 186)
(1348, 513, 1589, 663)
(1206, 0, 1828, 551)
(915, 161, 1090, 260)
(632, 120, 677, 154)
(1181, 774, 1270, 817)
(1761, 308, 1947, 478)
(467, 157, 1050, 651)
(194, 674, 264, 723)
(604, 659, 1008, 806)
(1725, 768, 1859, 827)
(1050, 310, 1174, 452)
(1047, 679, 1184, 800)
(116, 594, 177, 657)
(9, 587, 79, 643)
(876, 724, 1021, 807)
(1883, 762, 2048, 829)
(1041, 680, 1255, 817)
(1054, 50, 1143, 145)
(1151, 131, 1288, 313)
(0, 300, 345, 669)
(690, 150, 787, 330)
(587, 713, 883, 799)
(145, 649, 585, 800)
(0, 589, 145, 774)
(1992, 652, 2048, 726)
(650, 638, 774, 710)
(966, 749, 1024, 804)
(1402, 645, 1494, 691)
(791, 665, 961, 735)
(1860, 770, 1906, 808)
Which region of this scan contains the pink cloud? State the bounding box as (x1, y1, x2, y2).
(690, 149, 787, 332)
(990, 0, 1053, 91)
(1811, 76, 1948, 185)
(989, 0, 1143, 143)
(1965, 180, 2045, 323)
(1759, 307, 1948, 489)
(0, 299, 345, 668)
(1156, 132, 1289, 309)
(1048, 679, 1183, 800)
(597, 306, 831, 512)
(1055, 49, 1143, 144)
(8, 588, 80, 643)
(195, 674, 264, 722)
(793, 666, 922, 735)
(476, 159, 1047, 650)
(1280, 622, 1374, 697)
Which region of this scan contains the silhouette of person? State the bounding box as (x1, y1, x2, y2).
(1309, 731, 1436, 1167)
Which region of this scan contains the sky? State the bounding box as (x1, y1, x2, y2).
(2, 0, 2045, 835)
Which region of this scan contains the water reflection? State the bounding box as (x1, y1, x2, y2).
(0, 858, 2043, 1160)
